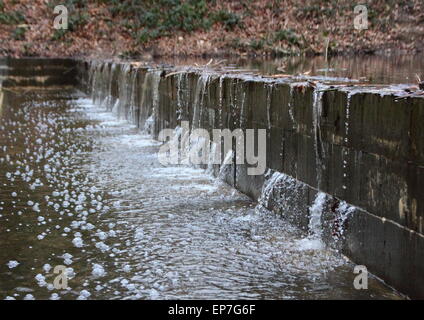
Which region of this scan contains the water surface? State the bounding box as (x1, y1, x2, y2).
(159, 54, 424, 85)
(0, 87, 403, 300)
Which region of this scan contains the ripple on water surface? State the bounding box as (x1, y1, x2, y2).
(0, 89, 402, 300)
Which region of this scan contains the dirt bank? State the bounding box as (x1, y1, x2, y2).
(0, 0, 423, 58)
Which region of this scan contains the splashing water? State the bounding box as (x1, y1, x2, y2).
(312, 84, 327, 190)
(295, 192, 327, 251)
(0, 69, 402, 300)
(308, 192, 327, 241)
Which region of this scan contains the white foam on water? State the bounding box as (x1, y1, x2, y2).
(7, 261, 19, 269)
(109, 134, 162, 148)
(0, 66, 400, 300)
(295, 238, 325, 251)
(308, 192, 327, 240)
(92, 264, 106, 278)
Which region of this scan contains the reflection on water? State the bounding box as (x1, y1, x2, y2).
(159, 54, 424, 85)
(0, 87, 403, 300)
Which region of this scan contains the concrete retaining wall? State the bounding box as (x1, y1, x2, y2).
(75, 60, 424, 298)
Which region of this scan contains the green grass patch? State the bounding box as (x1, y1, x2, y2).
(12, 26, 26, 40)
(274, 29, 300, 46)
(0, 11, 26, 25)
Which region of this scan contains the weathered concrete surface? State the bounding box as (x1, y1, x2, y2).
(3, 58, 424, 298)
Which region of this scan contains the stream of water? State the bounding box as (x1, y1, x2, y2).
(0, 85, 403, 300)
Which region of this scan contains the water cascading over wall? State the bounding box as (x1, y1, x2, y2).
(75, 60, 424, 299)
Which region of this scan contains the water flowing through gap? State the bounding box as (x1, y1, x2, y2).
(0, 85, 402, 300)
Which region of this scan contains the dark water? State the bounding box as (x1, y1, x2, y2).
(159, 53, 424, 85)
(0, 86, 403, 300)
